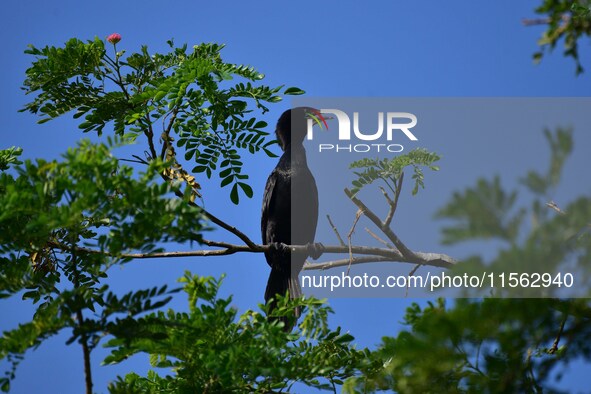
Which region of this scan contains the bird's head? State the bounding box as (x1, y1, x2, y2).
(275, 107, 327, 151)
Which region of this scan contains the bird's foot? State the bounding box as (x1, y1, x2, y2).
(306, 242, 325, 260)
(269, 242, 290, 254)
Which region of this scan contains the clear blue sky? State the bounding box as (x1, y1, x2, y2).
(1, 1, 590, 393)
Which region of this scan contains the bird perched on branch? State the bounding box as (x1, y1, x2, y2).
(261, 107, 325, 330)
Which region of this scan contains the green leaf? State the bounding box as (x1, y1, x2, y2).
(284, 87, 306, 95)
(238, 182, 253, 198)
(154, 91, 167, 101)
(220, 175, 234, 188)
(230, 182, 239, 204)
(185, 149, 196, 161)
(1, 378, 10, 392)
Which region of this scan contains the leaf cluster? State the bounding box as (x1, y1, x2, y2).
(1, 138, 204, 258)
(0, 148, 23, 172)
(342, 128, 591, 392)
(533, 0, 591, 74)
(349, 148, 440, 196)
(0, 138, 206, 391)
(345, 298, 591, 393)
(436, 128, 591, 296)
(20, 38, 304, 203)
(105, 273, 367, 393)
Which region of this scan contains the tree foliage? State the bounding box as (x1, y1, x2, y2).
(106, 274, 366, 393)
(0, 36, 311, 392)
(20, 37, 304, 204)
(532, 0, 591, 73)
(345, 298, 591, 393)
(343, 128, 591, 392)
(0, 148, 22, 172)
(349, 148, 440, 196)
(3, 7, 591, 391)
(0, 137, 205, 392)
(436, 128, 591, 298)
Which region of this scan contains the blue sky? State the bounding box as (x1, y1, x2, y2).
(1, 1, 590, 393)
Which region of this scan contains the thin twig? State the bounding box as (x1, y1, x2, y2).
(475, 340, 483, 372)
(144, 113, 158, 160)
(548, 313, 568, 354)
(522, 17, 552, 26)
(166, 181, 258, 248)
(326, 214, 346, 247)
(304, 256, 392, 270)
(391, 172, 404, 224)
(161, 108, 178, 160)
(77, 309, 93, 394)
(119, 157, 149, 165)
(380, 186, 395, 228)
(201, 208, 258, 249)
(546, 200, 566, 215)
(522, 14, 570, 26)
(347, 210, 363, 275)
(71, 250, 93, 394)
(365, 228, 393, 249)
(380, 172, 404, 227)
(405, 263, 421, 297)
(131, 154, 149, 164)
(407, 264, 421, 277)
(525, 346, 543, 393)
(345, 188, 417, 261)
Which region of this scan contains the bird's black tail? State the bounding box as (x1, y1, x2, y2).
(265, 267, 302, 329)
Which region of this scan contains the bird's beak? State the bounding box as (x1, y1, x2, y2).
(307, 109, 329, 130)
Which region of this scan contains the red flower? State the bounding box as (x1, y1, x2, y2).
(107, 33, 121, 44)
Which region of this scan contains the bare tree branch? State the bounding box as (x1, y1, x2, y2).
(304, 250, 456, 270)
(47, 241, 457, 269)
(522, 17, 553, 26)
(344, 188, 418, 261)
(303, 256, 392, 271)
(347, 210, 363, 275)
(99, 155, 458, 273)
(522, 14, 570, 26)
(392, 172, 404, 221)
(547, 312, 568, 355)
(165, 181, 259, 249)
(382, 171, 404, 227)
(144, 113, 158, 160)
(547, 200, 566, 215)
(160, 108, 178, 160)
(365, 228, 393, 249)
(200, 208, 259, 249)
(120, 157, 149, 165)
(406, 263, 422, 296)
(326, 214, 346, 247)
(380, 186, 395, 227)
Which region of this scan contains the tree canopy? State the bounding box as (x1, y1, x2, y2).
(2, 2, 591, 392)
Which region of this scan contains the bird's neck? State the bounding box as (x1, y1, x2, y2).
(285, 143, 306, 160)
(282, 144, 308, 167)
